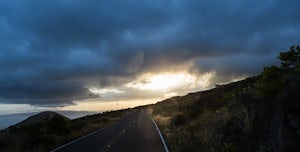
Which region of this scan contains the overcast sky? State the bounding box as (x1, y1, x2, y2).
(0, 0, 299, 113)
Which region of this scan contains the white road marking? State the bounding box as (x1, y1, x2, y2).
(150, 117, 169, 152)
(51, 122, 118, 152)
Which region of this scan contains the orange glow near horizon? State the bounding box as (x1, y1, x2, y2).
(58, 98, 160, 112)
(61, 71, 216, 112)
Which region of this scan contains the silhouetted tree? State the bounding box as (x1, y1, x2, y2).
(256, 45, 300, 99)
(278, 45, 300, 70)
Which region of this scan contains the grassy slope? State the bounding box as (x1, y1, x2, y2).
(148, 75, 300, 151)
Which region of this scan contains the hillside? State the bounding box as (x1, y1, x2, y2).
(148, 46, 300, 151)
(15, 111, 70, 127)
(149, 75, 300, 151)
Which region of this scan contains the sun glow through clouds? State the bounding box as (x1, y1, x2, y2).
(126, 73, 199, 91)
(51, 72, 216, 113)
(88, 88, 125, 95)
(69, 71, 215, 113)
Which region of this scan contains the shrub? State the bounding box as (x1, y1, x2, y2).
(47, 114, 70, 135)
(256, 45, 300, 99)
(171, 114, 189, 127)
(221, 143, 235, 152)
(278, 45, 300, 70)
(256, 66, 284, 99)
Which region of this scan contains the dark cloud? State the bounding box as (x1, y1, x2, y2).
(190, 52, 280, 85)
(0, 0, 299, 106)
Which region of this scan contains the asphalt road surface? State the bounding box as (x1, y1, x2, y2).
(51, 109, 167, 152)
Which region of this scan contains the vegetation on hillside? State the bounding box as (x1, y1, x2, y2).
(149, 46, 300, 151)
(0, 109, 129, 152)
(256, 46, 300, 101)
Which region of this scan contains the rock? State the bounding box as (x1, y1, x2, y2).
(278, 115, 300, 151)
(288, 112, 300, 142)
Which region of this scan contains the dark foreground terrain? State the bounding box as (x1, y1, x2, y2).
(0, 108, 166, 152)
(0, 110, 129, 152)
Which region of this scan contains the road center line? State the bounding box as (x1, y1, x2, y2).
(99, 119, 136, 152)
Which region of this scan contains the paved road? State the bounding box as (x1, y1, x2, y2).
(52, 109, 167, 152)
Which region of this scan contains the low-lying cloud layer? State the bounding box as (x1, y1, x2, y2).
(0, 0, 299, 107)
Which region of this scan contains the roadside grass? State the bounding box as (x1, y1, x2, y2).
(148, 77, 257, 151)
(149, 46, 300, 151)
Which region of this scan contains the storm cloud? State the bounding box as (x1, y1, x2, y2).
(0, 0, 299, 106)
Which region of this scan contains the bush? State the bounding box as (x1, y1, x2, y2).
(171, 114, 189, 127)
(256, 66, 284, 99)
(256, 45, 300, 99)
(221, 143, 235, 152)
(47, 114, 70, 135)
(278, 46, 300, 70)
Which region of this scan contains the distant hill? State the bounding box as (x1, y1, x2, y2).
(0, 112, 38, 130)
(0, 111, 96, 130)
(14, 111, 70, 128)
(0, 109, 129, 152)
